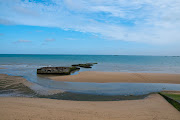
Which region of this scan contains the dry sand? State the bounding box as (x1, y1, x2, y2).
(0, 94, 179, 120)
(49, 71, 180, 84)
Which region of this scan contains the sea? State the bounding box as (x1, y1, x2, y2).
(0, 54, 180, 97)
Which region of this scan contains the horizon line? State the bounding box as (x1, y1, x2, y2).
(0, 54, 179, 57)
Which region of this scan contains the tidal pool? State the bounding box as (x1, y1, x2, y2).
(0, 65, 180, 97)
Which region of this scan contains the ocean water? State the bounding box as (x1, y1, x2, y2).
(0, 54, 180, 96)
(0, 54, 180, 73)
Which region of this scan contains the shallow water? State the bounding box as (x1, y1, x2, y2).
(0, 55, 180, 96)
(0, 54, 180, 73)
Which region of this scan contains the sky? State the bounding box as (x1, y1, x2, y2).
(0, 0, 180, 55)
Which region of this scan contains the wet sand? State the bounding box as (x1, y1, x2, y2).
(0, 74, 180, 119)
(0, 74, 32, 88)
(0, 94, 180, 120)
(0, 74, 65, 96)
(0, 67, 6, 69)
(49, 71, 180, 84)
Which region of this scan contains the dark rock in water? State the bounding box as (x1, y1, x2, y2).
(71, 63, 98, 68)
(86, 63, 94, 66)
(71, 64, 79, 66)
(86, 63, 98, 65)
(37, 67, 80, 75)
(78, 64, 92, 68)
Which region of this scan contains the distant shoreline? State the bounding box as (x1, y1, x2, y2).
(49, 71, 180, 84)
(0, 54, 180, 57)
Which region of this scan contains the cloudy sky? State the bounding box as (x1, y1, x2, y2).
(0, 0, 180, 55)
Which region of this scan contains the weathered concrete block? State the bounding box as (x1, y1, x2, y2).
(37, 67, 80, 75)
(71, 63, 98, 68)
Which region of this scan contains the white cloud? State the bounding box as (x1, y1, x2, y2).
(0, 0, 180, 44)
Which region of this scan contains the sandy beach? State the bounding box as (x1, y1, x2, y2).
(0, 73, 180, 120)
(1, 0, 180, 119)
(0, 94, 179, 120)
(49, 71, 180, 84)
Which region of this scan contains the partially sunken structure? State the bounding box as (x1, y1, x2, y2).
(37, 67, 80, 75)
(72, 63, 98, 68)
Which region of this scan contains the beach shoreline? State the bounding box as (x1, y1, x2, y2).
(0, 72, 180, 119)
(49, 71, 180, 84)
(0, 74, 150, 101)
(0, 94, 180, 120)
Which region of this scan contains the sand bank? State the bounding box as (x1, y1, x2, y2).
(0, 74, 64, 96)
(0, 94, 180, 120)
(49, 71, 180, 84)
(0, 74, 32, 88)
(0, 67, 6, 69)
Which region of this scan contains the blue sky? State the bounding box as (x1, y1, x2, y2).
(0, 0, 180, 55)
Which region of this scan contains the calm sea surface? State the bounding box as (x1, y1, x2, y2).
(0, 54, 180, 96)
(0, 54, 180, 73)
